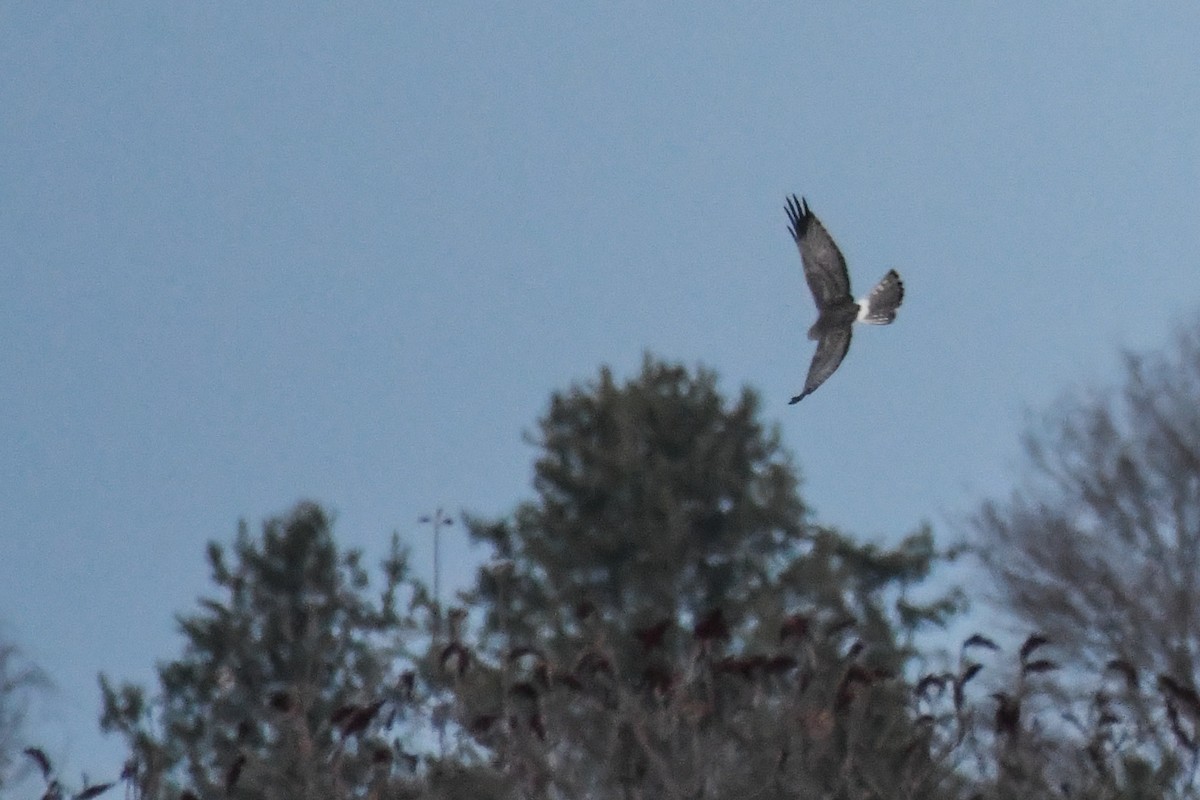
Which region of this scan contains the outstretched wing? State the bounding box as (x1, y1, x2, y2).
(790, 326, 852, 404)
(785, 195, 852, 311)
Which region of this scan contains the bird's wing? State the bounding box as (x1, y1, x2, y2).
(785, 195, 852, 310)
(790, 326, 852, 403)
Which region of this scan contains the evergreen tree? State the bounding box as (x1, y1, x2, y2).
(100, 502, 422, 800)
(470, 357, 804, 634)
(445, 356, 962, 799)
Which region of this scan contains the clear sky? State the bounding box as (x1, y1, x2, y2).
(2, 2, 1198, 786)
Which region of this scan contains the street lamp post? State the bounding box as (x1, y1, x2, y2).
(418, 508, 453, 638)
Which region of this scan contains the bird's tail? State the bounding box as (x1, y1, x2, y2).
(856, 270, 904, 325)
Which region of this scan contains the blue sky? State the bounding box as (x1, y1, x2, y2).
(2, 2, 1198, 786)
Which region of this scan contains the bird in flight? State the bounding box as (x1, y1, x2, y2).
(785, 195, 904, 403)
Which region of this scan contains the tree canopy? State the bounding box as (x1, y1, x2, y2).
(100, 502, 422, 800)
(974, 319, 1200, 793)
(452, 356, 961, 799)
(82, 351, 1200, 799)
(469, 357, 804, 635)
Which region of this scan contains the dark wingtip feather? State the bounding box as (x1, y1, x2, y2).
(784, 194, 812, 241)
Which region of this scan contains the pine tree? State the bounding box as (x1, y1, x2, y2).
(100, 502, 422, 800)
(445, 356, 962, 799)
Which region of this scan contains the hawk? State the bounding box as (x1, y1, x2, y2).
(785, 195, 904, 403)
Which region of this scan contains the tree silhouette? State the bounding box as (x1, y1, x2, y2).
(469, 357, 805, 636)
(99, 502, 422, 800)
(974, 319, 1200, 793)
(88, 354, 1187, 799)
(449, 355, 963, 799)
